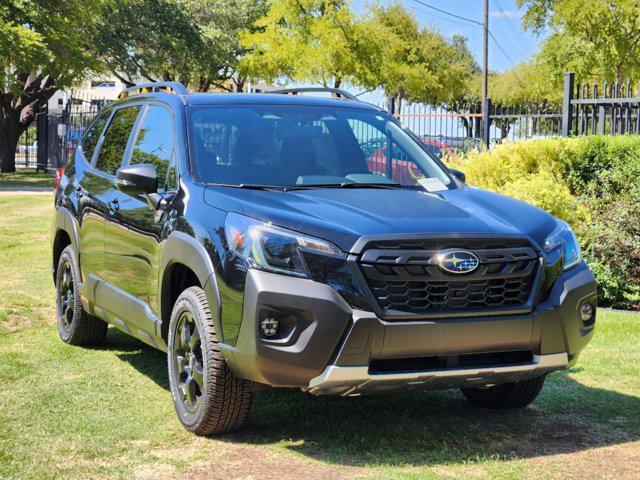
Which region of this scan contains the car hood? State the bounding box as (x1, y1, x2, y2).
(203, 185, 557, 253)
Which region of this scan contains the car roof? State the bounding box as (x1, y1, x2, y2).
(115, 91, 378, 110)
(186, 93, 380, 110)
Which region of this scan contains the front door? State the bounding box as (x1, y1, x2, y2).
(104, 103, 177, 335)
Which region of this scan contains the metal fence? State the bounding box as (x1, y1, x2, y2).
(388, 72, 640, 156)
(567, 73, 640, 136)
(56, 91, 111, 168)
(391, 98, 563, 153)
(23, 91, 111, 171)
(15, 118, 40, 169)
(16, 72, 640, 170)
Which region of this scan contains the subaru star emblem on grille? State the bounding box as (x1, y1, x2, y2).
(436, 250, 480, 274)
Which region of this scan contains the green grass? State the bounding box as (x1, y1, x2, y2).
(1, 194, 639, 479)
(0, 170, 54, 188)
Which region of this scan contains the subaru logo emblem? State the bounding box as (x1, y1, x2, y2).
(436, 250, 480, 274)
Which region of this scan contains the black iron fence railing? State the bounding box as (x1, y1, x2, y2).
(17, 73, 640, 170)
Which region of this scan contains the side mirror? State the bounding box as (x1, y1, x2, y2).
(115, 164, 158, 195)
(449, 168, 466, 183)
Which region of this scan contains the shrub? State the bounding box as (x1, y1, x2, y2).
(453, 136, 640, 309)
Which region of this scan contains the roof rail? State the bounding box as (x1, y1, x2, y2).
(118, 81, 189, 100)
(268, 87, 358, 101)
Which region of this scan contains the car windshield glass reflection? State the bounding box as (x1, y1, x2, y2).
(188, 105, 452, 189)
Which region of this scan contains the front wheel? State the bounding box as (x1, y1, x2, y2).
(461, 375, 546, 409)
(167, 286, 252, 436)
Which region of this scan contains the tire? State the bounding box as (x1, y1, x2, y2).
(55, 245, 108, 346)
(461, 375, 546, 409)
(167, 286, 252, 436)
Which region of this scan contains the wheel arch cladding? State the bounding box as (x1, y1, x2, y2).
(52, 207, 81, 279)
(159, 231, 222, 343)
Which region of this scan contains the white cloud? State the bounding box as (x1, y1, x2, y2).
(490, 10, 523, 19)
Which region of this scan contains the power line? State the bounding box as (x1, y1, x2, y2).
(409, 0, 525, 70)
(412, 0, 482, 26)
(487, 29, 531, 101)
(488, 30, 519, 69)
(406, 1, 479, 28)
(492, 0, 535, 56)
(408, 0, 530, 100)
(424, 10, 483, 28)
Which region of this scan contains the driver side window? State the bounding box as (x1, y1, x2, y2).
(129, 105, 177, 192)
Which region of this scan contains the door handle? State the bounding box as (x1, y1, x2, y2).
(108, 197, 120, 213)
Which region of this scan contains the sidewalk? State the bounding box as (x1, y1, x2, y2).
(0, 186, 52, 196)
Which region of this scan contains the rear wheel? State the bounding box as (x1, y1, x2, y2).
(55, 245, 108, 346)
(167, 286, 252, 436)
(461, 375, 546, 409)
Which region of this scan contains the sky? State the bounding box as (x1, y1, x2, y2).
(352, 0, 546, 73)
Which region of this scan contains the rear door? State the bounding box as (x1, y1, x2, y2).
(75, 110, 113, 283)
(104, 103, 177, 332)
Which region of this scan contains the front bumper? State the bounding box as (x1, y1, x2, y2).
(219, 262, 596, 395)
(308, 353, 568, 395)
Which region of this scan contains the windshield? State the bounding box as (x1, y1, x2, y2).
(187, 104, 452, 189)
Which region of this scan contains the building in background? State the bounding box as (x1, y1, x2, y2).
(47, 78, 132, 113)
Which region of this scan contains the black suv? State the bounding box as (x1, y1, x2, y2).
(52, 82, 597, 435)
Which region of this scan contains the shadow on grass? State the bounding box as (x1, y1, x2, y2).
(100, 328, 169, 390)
(108, 326, 640, 467)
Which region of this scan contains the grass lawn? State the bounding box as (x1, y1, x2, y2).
(1, 193, 639, 480)
(0, 170, 54, 189)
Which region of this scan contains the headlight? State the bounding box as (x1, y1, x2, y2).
(224, 212, 341, 278)
(543, 220, 581, 270)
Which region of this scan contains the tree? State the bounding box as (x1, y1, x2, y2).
(518, 0, 640, 84)
(0, 0, 104, 172)
(239, 0, 369, 89)
(366, 3, 476, 109)
(240, 0, 476, 110)
(95, 0, 267, 92)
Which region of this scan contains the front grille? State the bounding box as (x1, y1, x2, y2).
(358, 239, 539, 316)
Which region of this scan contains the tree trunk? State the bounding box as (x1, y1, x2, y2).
(0, 107, 22, 173)
(617, 65, 624, 86)
(0, 127, 19, 173)
(395, 93, 403, 116)
(0, 71, 60, 172)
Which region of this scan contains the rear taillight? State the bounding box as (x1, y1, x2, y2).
(54, 167, 65, 191)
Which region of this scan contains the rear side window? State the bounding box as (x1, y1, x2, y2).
(129, 105, 176, 191)
(94, 106, 141, 175)
(80, 111, 109, 162)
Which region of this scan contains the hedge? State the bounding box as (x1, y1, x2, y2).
(448, 136, 640, 310)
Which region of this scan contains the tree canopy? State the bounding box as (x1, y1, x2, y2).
(240, 1, 477, 105)
(239, 0, 370, 89)
(96, 0, 266, 91)
(518, 0, 640, 83)
(366, 3, 476, 105)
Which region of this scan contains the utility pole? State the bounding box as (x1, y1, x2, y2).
(482, 0, 489, 111)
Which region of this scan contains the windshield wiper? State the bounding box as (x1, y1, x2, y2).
(208, 183, 283, 191)
(284, 182, 403, 191)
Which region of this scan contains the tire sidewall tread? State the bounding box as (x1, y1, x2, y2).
(167, 286, 252, 436)
(55, 245, 107, 346)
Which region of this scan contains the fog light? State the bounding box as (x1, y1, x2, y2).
(260, 317, 279, 337)
(580, 302, 595, 322)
